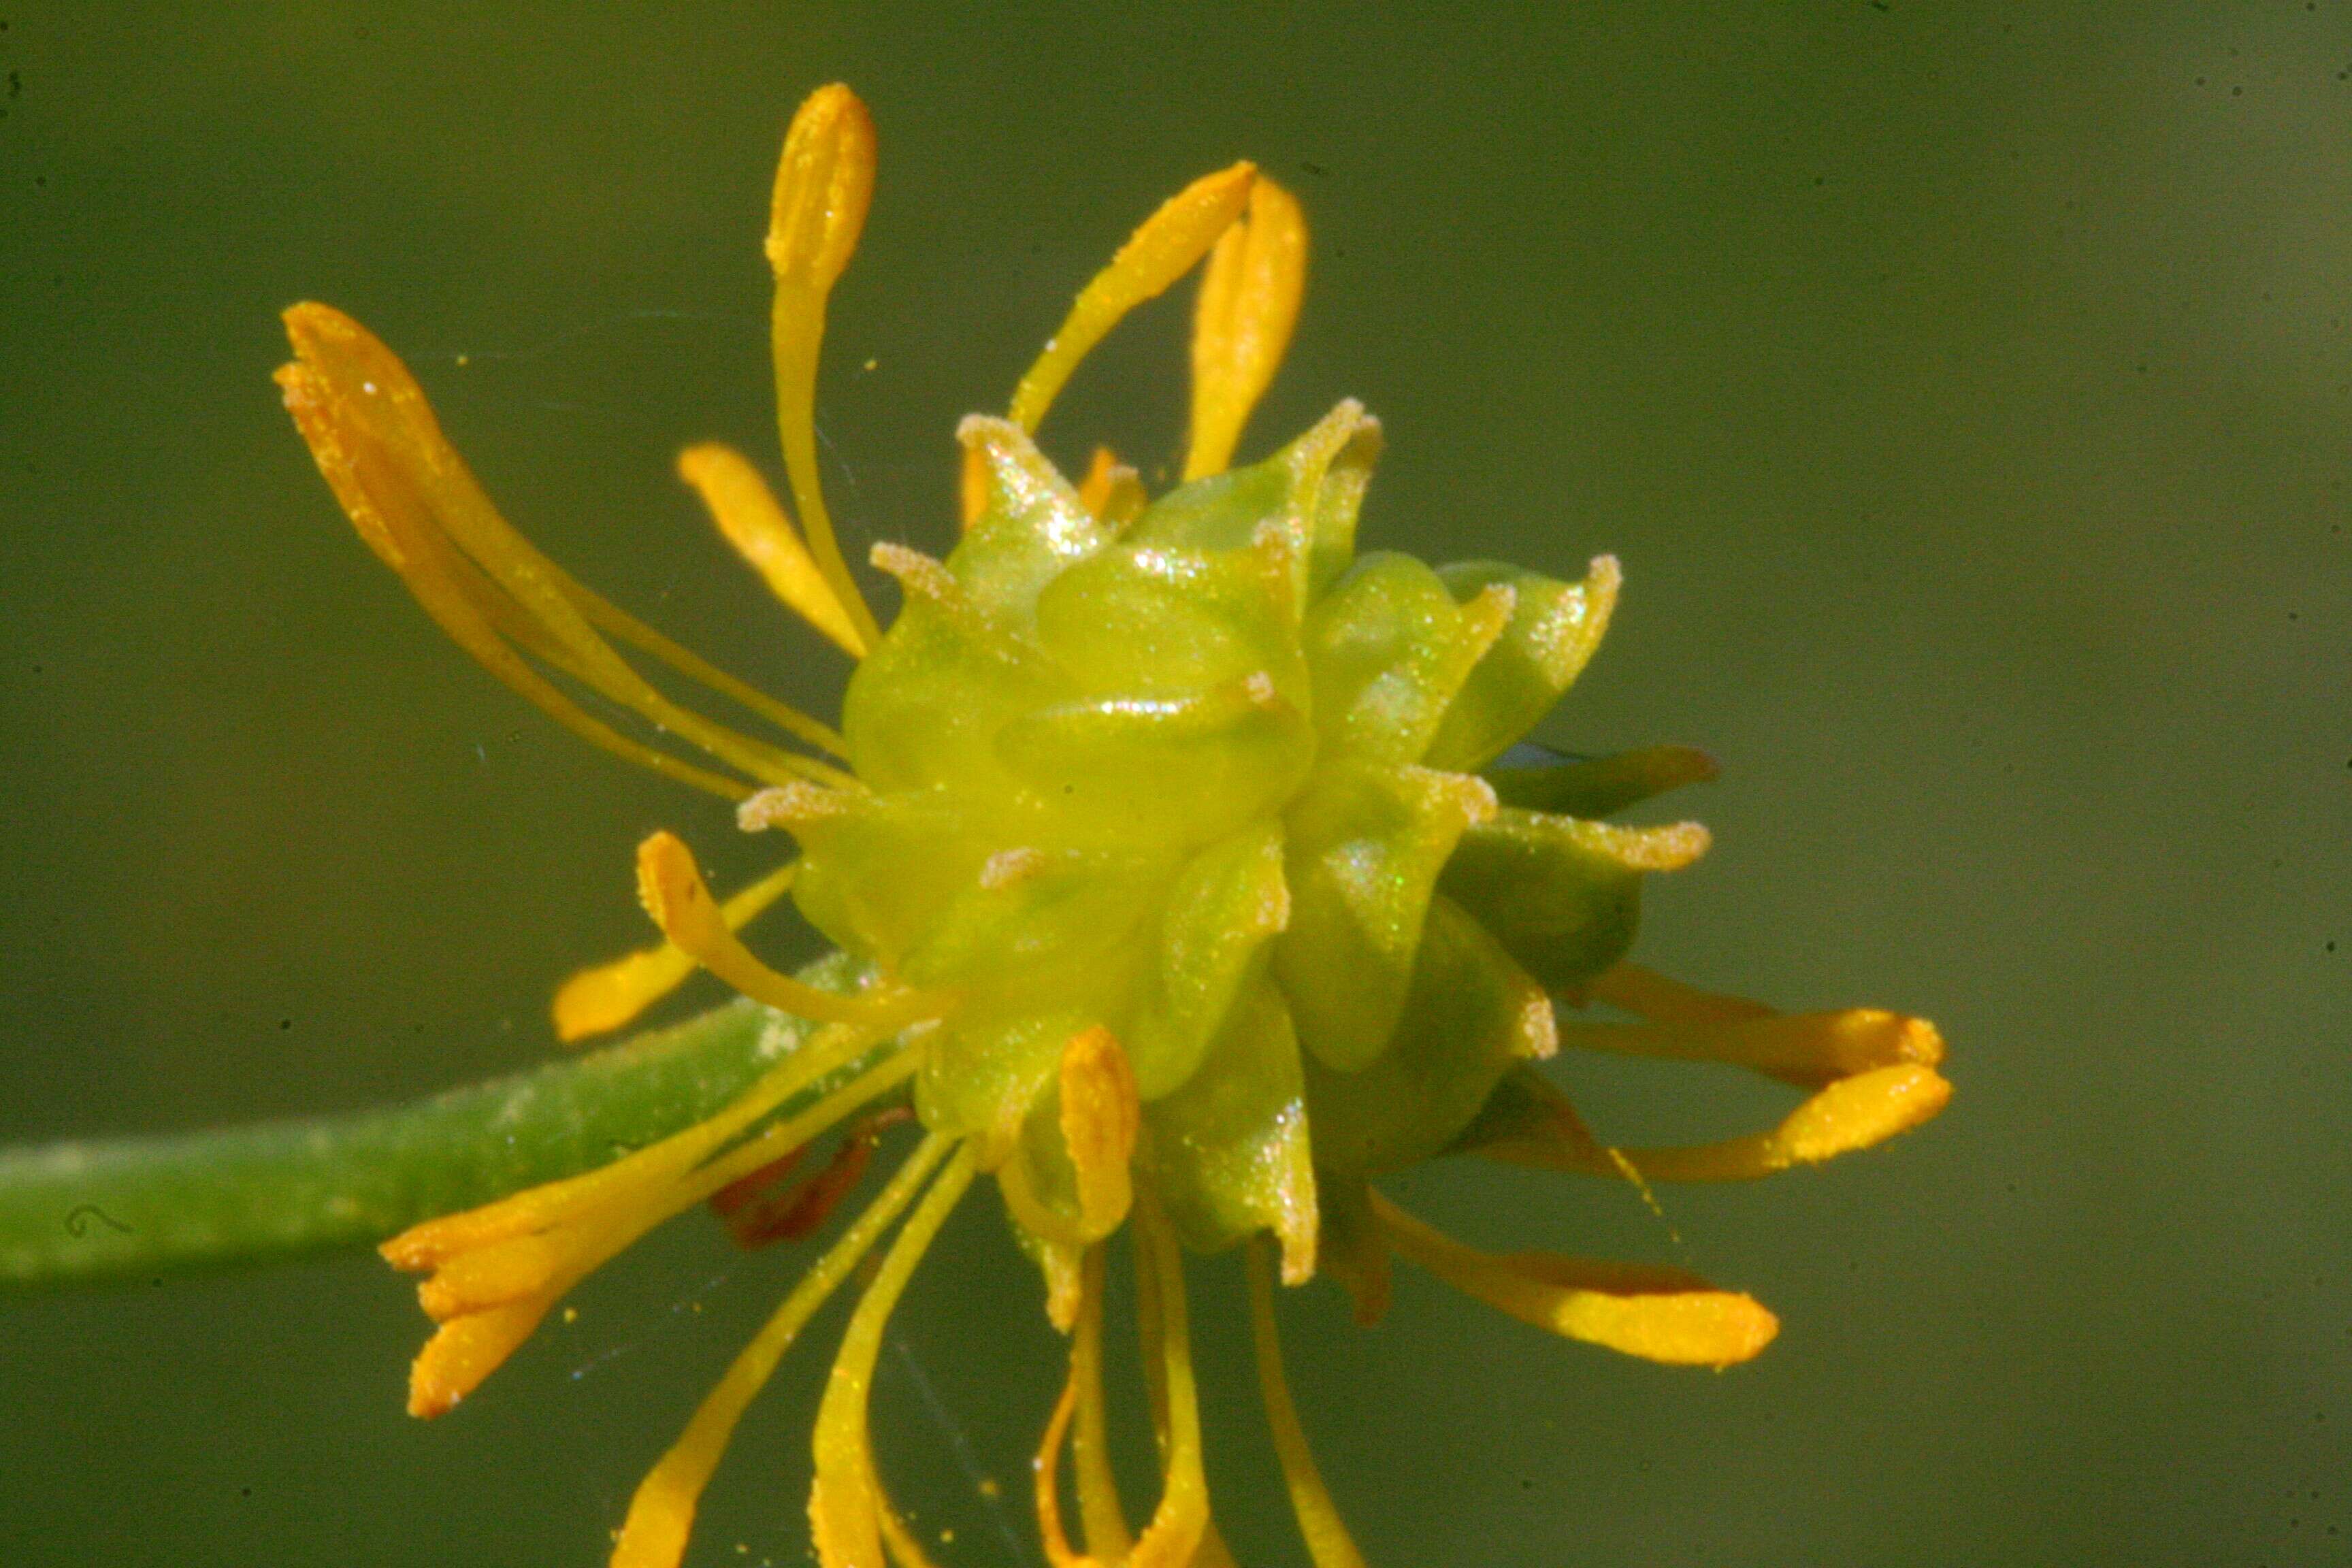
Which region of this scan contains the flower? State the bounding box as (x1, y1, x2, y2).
(277, 81, 1950, 1568)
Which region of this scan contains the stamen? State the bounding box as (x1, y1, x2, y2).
(808, 1142, 980, 1568)
(384, 1021, 897, 1416)
(1007, 162, 1258, 438)
(768, 84, 885, 653)
(635, 832, 945, 1028)
(1130, 1220, 1243, 1568)
(279, 306, 851, 793)
(553, 860, 799, 1043)
(610, 1131, 954, 1568)
(1059, 1027, 1140, 1241)
(1374, 1195, 1780, 1367)
(679, 442, 870, 659)
(713, 1107, 910, 1250)
(1588, 961, 1778, 1028)
(1075, 446, 1147, 526)
(1245, 1239, 1369, 1568)
(1556, 1008, 1947, 1091)
(1483, 1062, 1953, 1184)
(1126, 1190, 1211, 1568)
(1185, 177, 1307, 480)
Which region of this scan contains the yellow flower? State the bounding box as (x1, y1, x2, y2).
(278, 82, 1949, 1568)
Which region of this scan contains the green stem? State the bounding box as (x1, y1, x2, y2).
(0, 966, 864, 1292)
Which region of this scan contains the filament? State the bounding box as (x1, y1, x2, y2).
(553, 860, 799, 1043)
(1245, 1238, 1368, 1568)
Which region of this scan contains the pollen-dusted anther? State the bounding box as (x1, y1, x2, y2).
(634, 830, 942, 1028)
(1374, 1195, 1780, 1368)
(552, 860, 799, 1043)
(679, 443, 870, 659)
(1060, 1027, 1141, 1240)
(1186, 177, 1308, 481)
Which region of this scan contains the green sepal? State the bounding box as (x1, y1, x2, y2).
(1422, 556, 1620, 772)
(1128, 822, 1290, 1100)
(1144, 977, 1317, 1262)
(1273, 759, 1496, 1073)
(1437, 807, 1709, 993)
(1442, 1061, 1597, 1162)
(1301, 895, 1555, 1176)
(992, 677, 1316, 851)
(1303, 551, 1498, 765)
(1482, 744, 1719, 818)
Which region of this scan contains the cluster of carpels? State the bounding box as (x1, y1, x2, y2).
(276, 82, 1949, 1568)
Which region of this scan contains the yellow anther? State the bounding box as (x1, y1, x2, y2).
(634, 831, 942, 1028)
(679, 444, 869, 659)
(553, 860, 799, 1043)
(1375, 1196, 1780, 1368)
(768, 84, 885, 653)
(279, 303, 851, 796)
(1008, 161, 1258, 436)
(1186, 176, 1307, 480)
(1058, 1027, 1140, 1240)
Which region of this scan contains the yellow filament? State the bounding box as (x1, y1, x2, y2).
(610, 1132, 953, 1568)
(1588, 962, 1779, 1028)
(1185, 177, 1307, 480)
(1373, 1195, 1779, 1368)
(1126, 1191, 1210, 1568)
(808, 1143, 980, 1568)
(1130, 1222, 1241, 1568)
(635, 831, 944, 1028)
(679, 442, 870, 659)
(768, 84, 885, 653)
(1059, 1026, 1140, 1240)
(1071, 1246, 1135, 1561)
(1074, 446, 1146, 526)
(1032, 1375, 1090, 1568)
(1245, 1239, 1368, 1568)
(553, 860, 800, 1043)
(1007, 162, 1258, 437)
(279, 304, 849, 794)
(1555, 1008, 1947, 1090)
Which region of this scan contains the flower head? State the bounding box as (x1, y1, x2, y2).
(278, 82, 1949, 1568)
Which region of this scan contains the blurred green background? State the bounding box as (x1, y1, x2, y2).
(3, 3, 2347, 1563)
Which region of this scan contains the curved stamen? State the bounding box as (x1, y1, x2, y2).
(808, 1141, 980, 1568)
(636, 832, 945, 1028)
(768, 84, 885, 652)
(610, 1130, 954, 1568)
(553, 860, 800, 1043)
(1245, 1238, 1368, 1568)
(680, 442, 870, 659)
